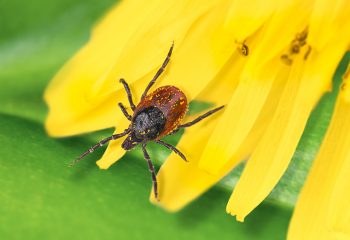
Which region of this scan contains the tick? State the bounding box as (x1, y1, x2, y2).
(70, 43, 224, 200)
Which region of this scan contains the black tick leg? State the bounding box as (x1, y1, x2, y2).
(179, 105, 224, 128)
(141, 42, 174, 100)
(155, 140, 187, 162)
(120, 78, 136, 111)
(142, 143, 159, 201)
(118, 102, 132, 121)
(69, 128, 131, 167)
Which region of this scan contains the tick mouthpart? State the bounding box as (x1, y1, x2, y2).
(121, 132, 140, 150)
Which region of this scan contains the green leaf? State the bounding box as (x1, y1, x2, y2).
(0, 114, 292, 239)
(0, 0, 117, 122)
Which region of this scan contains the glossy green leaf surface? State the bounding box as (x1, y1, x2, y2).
(0, 113, 291, 239)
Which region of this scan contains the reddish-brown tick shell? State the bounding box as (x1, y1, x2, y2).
(133, 85, 188, 138)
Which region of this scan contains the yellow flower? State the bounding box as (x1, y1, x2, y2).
(44, 0, 350, 239)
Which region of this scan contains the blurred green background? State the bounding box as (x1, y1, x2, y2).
(0, 0, 348, 239)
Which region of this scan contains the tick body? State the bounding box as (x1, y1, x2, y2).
(71, 43, 224, 201)
(123, 86, 187, 150)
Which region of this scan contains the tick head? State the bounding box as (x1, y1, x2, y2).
(121, 132, 140, 150)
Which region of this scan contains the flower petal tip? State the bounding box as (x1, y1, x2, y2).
(149, 191, 159, 205)
(96, 160, 110, 170)
(236, 215, 245, 222)
(149, 193, 181, 212)
(45, 114, 76, 137)
(226, 209, 245, 222)
(44, 117, 62, 137)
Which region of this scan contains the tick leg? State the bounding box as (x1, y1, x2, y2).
(119, 78, 136, 111)
(69, 128, 130, 167)
(167, 128, 180, 136)
(142, 143, 159, 201)
(155, 140, 187, 162)
(141, 42, 174, 100)
(118, 102, 132, 121)
(179, 105, 224, 128)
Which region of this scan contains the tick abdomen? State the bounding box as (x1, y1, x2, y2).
(135, 86, 188, 137)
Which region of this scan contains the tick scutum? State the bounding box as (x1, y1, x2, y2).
(121, 106, 166, 150)
(133, 106, 166, 140)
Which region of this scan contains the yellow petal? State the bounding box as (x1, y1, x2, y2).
(45, 0, 162, 135)
(90, 0, 221, 100)
(224, 0, 279, 40)
(226, 55, 306, 222)
(244, 0, 314, 73)
(227, 24, 350, 221)
(198, 0, 314, 174)
(45, 70, 153, 137)
(45, 0, 220, 137)
(308, 0, 350, 51)
(198, 59, 280, 174)
(288, 68, 350, 239)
